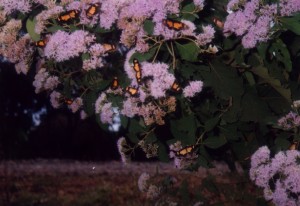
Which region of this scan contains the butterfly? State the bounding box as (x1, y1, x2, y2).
(162, 19, 187, 31)
(35, 39, 48, 48)
(86, 3, 100, 18)
(57, 10, 80, 22)
(213, 17, 224, 29)
(171, 81, 181, 92)
(126, 86, 139, 96)
(132, 58, 142, 83)
(111, 77, 119, 90)
(64, 98, 73, 105)
(103, 43, 116, 53)
(174, 145, 196, 157)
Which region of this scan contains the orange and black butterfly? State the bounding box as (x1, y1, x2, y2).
(86, 3, 100, 18)
(213, 17, 224, 29)
(103, 43, 116, 53)
(162, 19, 187, 31)
(35, 38, 48, 48)
(175, 145, 196, 157)
(132, 58, 142, 83)
(126, 86, 139, 96)
(111, 77, 119, 90)
(171, 81, 181, 92)
(64, 98, 73, 105)
(57, 10, 80, 22)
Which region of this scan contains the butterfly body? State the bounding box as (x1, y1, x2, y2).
(171, 82, 181, 92)
(132, 59, 142, 83)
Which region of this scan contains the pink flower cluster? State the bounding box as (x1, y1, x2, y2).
(44, 30, 95, 62)
(32, 68, 60, 93)
(278, 111, 300, 130)
(250, 146, 300, 206)
(1, 0, 31, 15)
(224, 0, 300, 48)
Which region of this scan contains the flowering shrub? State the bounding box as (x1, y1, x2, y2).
(250, 146, 300, 206)
(1, 0, 300, 203)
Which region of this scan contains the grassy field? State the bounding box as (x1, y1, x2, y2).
(0, 160, 267, 206)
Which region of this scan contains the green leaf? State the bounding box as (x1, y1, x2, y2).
(128, 118, 144, 144)
(175, 42, 199, 62)
(274, 137, 290, 151)
(204, 116, 220, 132)
(83, 91, 97, 116)
(203, 135, 227, 149)
(270, 39, 292, 72)
(143, 20, 154, 35)
(244, 71, 256, 86)
(47, 25, 66, 33)
(181, 3, 197, 21)
(81, 53, 90, 61)
(130, 46, 157, 62)
(280, 14, 300, 35)
(251, 66, 291, 102)
(157, 141, 169, 162)
(26, 17, 40, 41)
(170, 115, 197, 145)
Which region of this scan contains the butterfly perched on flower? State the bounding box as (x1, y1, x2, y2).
(111, 77, 119, 90)
(132, 58, 142, 83)
(126, 86, 139, 96)
(86, 3, 101, 18)
(173, 145, 196, 157)
(35, 38, 48, 48)
(57, 10, 80, 22)
(171, 81, 181, 92)
(64, 98, 73, 105)
(162, 19, 187, 31)
(103, 43, 116, 53)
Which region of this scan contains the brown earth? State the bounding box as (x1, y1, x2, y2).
(0, 160, 263, 206)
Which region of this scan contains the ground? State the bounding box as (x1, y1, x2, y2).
(0, 160, 265, 206)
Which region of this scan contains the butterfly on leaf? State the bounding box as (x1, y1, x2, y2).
(162, 19, 187, 31)
(86, 3, 100, 18)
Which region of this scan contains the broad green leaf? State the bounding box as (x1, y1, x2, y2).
(181, 3, 197, 21)
(280, 14, 300, 35)
(170, 115, 197, 145)
(274, 137, 290, 151)
(157, 141, 169, 162)
(143, 20, 154, 35)
(204, 116, 220, 132)
(81, 53, 90, 61)
(47, 25, 66, 33)
(270, 39, 292, 72)
(83, 91, 97, 116)
(128, 118, 144, 143)
(26, 17, 40, 41)
(130, 46, 157, 62)
(203, 135, 227, 149)
(244, 71, 256, 86)
(251, 66, 291, 102)
(175, 42, 199, 62)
